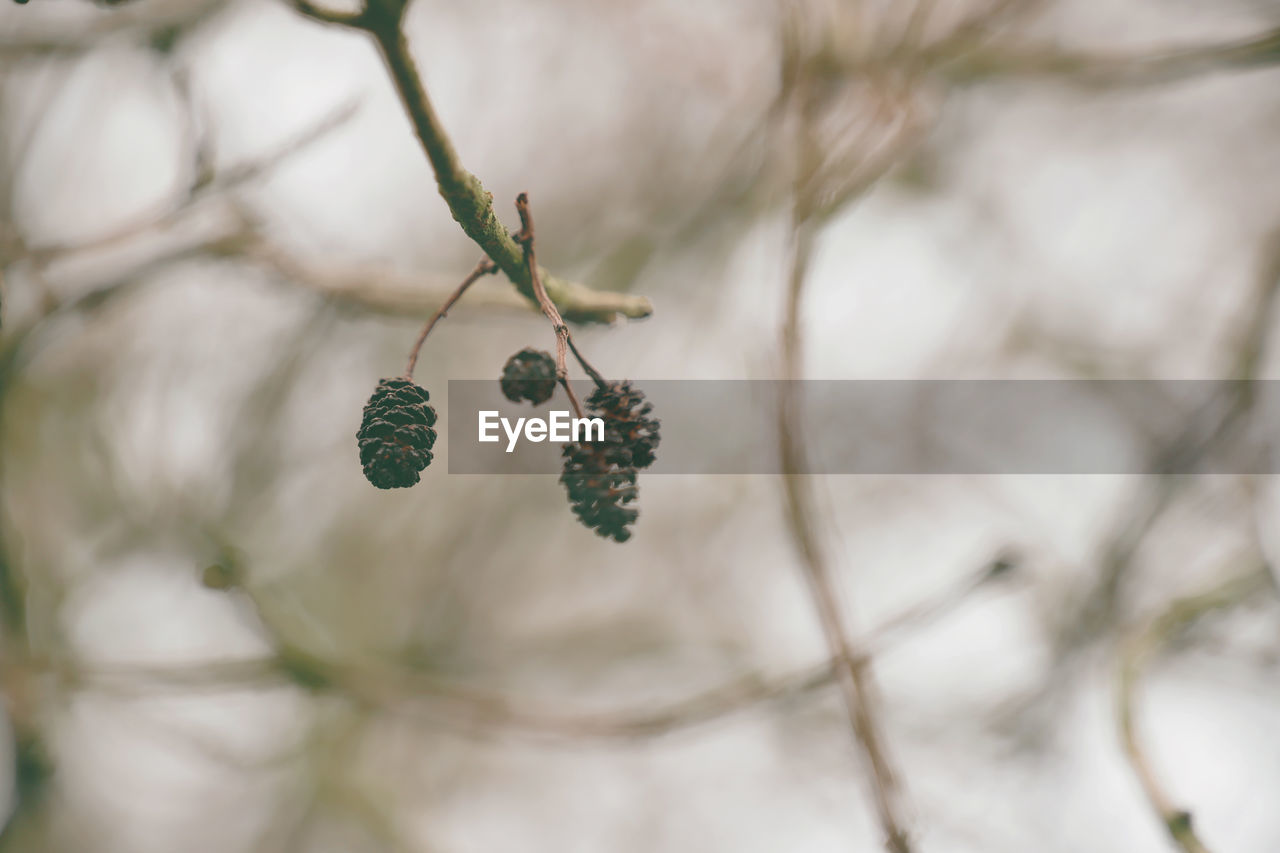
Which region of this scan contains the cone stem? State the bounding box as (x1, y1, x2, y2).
(404, 257, 497, 379)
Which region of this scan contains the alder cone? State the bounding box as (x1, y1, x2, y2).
(357, 378, 437, 489)
(560, 437, 639, 542)
(588, 381, 660, 469)
(500, 348, 557, 405)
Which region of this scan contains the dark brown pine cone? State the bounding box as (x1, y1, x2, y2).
(357, 377, 437, 489)
(588, 381, 660, 469)
(500, 348, 558, 405)
(560, 435, 639, 543)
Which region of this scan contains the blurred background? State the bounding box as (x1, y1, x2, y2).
(2, 0, 1280, 851)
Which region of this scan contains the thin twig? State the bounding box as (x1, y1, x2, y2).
(513, 195, 567, 377)
(1115, 566, 1269, 853)
(403, 257, 496, 379)
(567, 336, 609, 390)
(514, 193, 584, 419)
(862, 554, 1017, 656)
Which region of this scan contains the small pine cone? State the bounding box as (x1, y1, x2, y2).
(500, 348, 558, 405)
(560, 437, 639, 542)
(588, 381, 661, 469)
(357, 377, 437, 489)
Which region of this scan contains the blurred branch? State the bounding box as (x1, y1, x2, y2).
(26, 98, 363, 264)
(0, 0, 230, 62)
(0, 97, 364, 359)
(0, 425, 51, 851)
(863, 552, 1018, 655)
(1115, 565, 1270, 853)
(0, 553, 52, 853)
(779, 221, 913, 853)
(1, 84, 644, 364)
(938, 24, 1280, 86)
(2, 219, 628, 383)
(0, 231, 253, 371)
(769, 43, 929, 853)
(918, 0, 1047, 59)
(792, 5, 1279, 93)
(243, 236, 520, 315)
(1056, 228, 1280, 660)
(63, 557, 1009, 742)
(286, 0, 652, 324)
(291, 0, 367, 27)
(243, 228, 647, 323)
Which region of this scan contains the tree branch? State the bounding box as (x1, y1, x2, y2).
(0, 0, 231, 62)
(284, 0, 650, 324)
(289, 0, 367, 27)
(244, 229, 648, 323)
(1115, 566, 1269, 853)
(938, 25, 1280, 87)
(63, 556, 1007, 743)
(773, 62, 921, 853)
(779, 221, 914, 853)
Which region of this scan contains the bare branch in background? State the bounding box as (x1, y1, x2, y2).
(0, 0, 231, 62)
(61, 554, 1012, 744)
(241, 224, 650, 324)
(286, 0, 652, 324)
(938, 24, 1280, 87)
(766, 16, 940, 848)
(25, 98, 364, 265)
(0, 531, 53, 853)
(1115, 565, 1271, 853)
(1054, 228, 1280, 664)
(290, 0, 367, 28)
(778, 220, 914, 853)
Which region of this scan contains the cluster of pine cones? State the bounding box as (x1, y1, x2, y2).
(356, 348, 658, 542)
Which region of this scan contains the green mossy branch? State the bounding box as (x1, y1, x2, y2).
(291, 0, 652, 324)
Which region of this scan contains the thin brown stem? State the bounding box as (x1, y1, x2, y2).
(567, 336, 609, 390)
(561, 379, 586, 421)
(403, 258, 496, 379)
(514, 193, 586, 419)
(514, 194, 566, 374)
